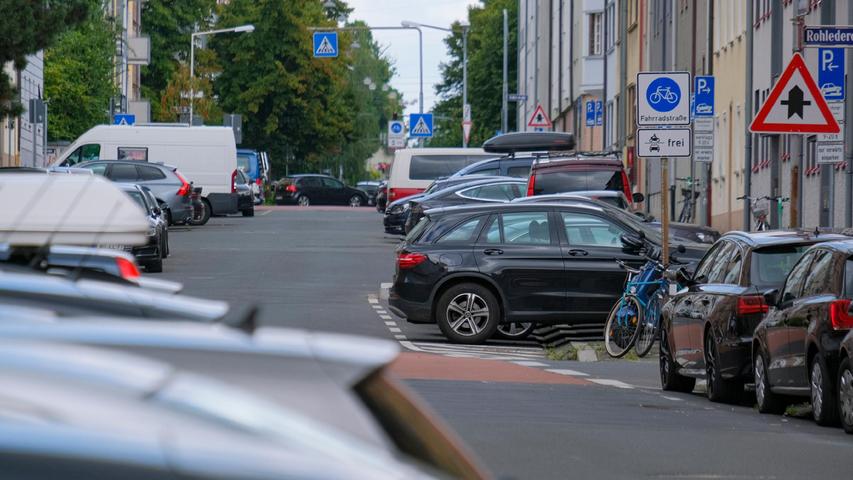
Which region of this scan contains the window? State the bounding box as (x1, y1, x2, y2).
(501, 212, 551, 245)
(299, 177, 322, 188)
(750, 245, 809, 289)
(127, 191, 147, 211)
(409, 155, 492, 180)
(723, 251, 743, 285)
(470, 167, 500, 176)
(627, 85, 636, 138)
(437, 217, 484, 243)
(589, 12, 602, 56)
(483, 216, 502, 243)
(694, 242, 725, 283)
(507, 166, 531, 177)
(845, 258, 853, 298)
(138, 166, 166, 181)
(606, 2, 617, 50)
(561, 212, 626, 248)
(531, 170, 625, 195)
(802, 251, 835, 297)
(322, 177, 343, 189)
(780, 252, 815, 303)
(117, 147, 148, 161)
(85, 163, 108, 176)
(705, 242, 736, 284)
(65, 144, 100, 165)
(109, 164, 140, 182)
(458, 183, 521, 202)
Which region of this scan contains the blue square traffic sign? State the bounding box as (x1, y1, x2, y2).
(313, 31, 338, 58)
(113, 113, 135, 126)
(818, 48, 845, 100)
(585, 101, 595, 126)
(694, 76, 714, 117)
(595, 101, 603, 126)
(409, 113, 433, 138)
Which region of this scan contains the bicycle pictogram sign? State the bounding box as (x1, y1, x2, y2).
(646, 78, 681, 112)
(636, 72, 691, 126)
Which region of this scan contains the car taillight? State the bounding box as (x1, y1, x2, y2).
(830, 299, 853, 330)
(285, 184, 297, 193)
(737, 295, 768, 316)
(256, 178, 263, 185)
(526, 174, 535, 196)
(231, 170, 238, 193)
(621, 170, 633, 204)
(389, 188, 398, 201)
(175, 171, 191, 197)
(116, 257, 141, 280)
(397, 252, 427, 269)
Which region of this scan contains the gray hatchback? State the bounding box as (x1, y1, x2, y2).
(77, 160, 193, 225)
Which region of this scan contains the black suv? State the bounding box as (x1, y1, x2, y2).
(753, 239, 853, 425)
(388, 201, 706, 344)
(659, 231, 845, 401)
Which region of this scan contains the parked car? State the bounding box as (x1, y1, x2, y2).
(54, 125, 241, 219)
(76, 159, 194, 225)
(514, 190, 634, 210)
(233, 168, 255, 216)
(753, 239, 853, 425)
(237, 148, 269, 204)
(386, 148, 494, 203)
(275, 174, 368, 207)
(357, 180, 382, 206)
(659, 231, 846, 402)
(836, 328, 853, 433)
(385, 175, 517, 235)
(450, 154, 535, 178)
(405, 178, 528, 233)
(527, 154, 638, 207)
(388, 201, 706, 344)
(118, 183, 167, 272)
(375, 180, 388, 212)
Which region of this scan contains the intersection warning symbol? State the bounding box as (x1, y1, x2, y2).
(409, 113, 433, 138)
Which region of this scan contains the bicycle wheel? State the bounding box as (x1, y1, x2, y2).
(635, 291, 663, 358)
(604, 296, 643, 359)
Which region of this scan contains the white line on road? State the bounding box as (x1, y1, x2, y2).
(512, 361, 549, 367)
(398, 340, 426, 352)
(379, 315, 393, 320)
(389, 327, 402, 333)
(259, 210, 272, 216)
(368, 297, 379, 304)
(394, 334, 407, 340)
(662, 395, 684, 401)
(384, 321, 397, 326)
(545, 369, 590, 377)
(376, 310, 388, 315)
(589, 379, 634, 389)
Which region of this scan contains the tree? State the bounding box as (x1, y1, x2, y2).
(429, 0, 517, 147)
(44, 5, 118, 141)
(141, 0, 217, 121)
(0, 0, 93, 119)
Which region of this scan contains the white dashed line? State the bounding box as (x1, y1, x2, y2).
(259, 210, 273, 216)
(589, 379, 635, 389)
(376, 310, 388, 315)
(384, 321, 397, 326)
(389, 327, 402, 333)
(662, 395, 684, 401)
(371, 305, 382, 309)
(379, 315, 393, 320)
(545, 368, 590, 377)
(394, 334, 407, 340)
(368, 297, 379, 304)
(512, 361, 549, 367)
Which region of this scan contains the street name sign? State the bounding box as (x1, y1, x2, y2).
(508, 93, 528, 102)
(114, 114, 135, 126)
(527, 104, 552, 131)
(636, 72, 691, 126)
(313, 32, 338, 58)
(387, 120, 406, 148)
(749, 53, 840, 134)
(818, 47, 845, 100)
(637, 128, 692, 157)
(409, 113, 433, 138)
(694, 76, 714, 117)
(804, 26, 853, 47)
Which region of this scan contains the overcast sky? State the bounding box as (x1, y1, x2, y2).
(345, 0, 479, 116)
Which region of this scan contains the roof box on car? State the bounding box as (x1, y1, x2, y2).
(482, 132, 576, 154)
(0, 173, 149, 247)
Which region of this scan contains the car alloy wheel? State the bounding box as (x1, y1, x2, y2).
(298, 195, 310, 207)
(754, 351, 785, 414)
(349, 195, 363, 207)
(705, 333, 740, 403)
(838, 358, 853, 434)
(659, 327, 695, 393)
(495, 322, 535, 340)
(446, 293, 490, 337)
(810, 355, 838, 426)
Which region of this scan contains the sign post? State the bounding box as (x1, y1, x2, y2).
(387, 120, 406, 148)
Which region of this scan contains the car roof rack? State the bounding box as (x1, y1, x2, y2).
(482, 132, 575, 155)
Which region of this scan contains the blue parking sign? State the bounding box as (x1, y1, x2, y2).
(595, 101, 603, 126)
(585, 101, 595, 126)
(818, 48, 845, 100)
(694, 76, 714, 117)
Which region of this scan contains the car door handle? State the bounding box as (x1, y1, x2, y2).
(483, 248, 503, 256)
(567, 249, 588, 257)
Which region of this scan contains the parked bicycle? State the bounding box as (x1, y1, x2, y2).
(676, 177, 702, 224)
(737, 195, 770, 231)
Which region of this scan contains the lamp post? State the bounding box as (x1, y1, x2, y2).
(189, 24, 254, 124)
(401, 21, 469, 146)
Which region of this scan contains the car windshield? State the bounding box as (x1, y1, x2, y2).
(593, 195, 627, 209)
(750, 245, 809, 289)
(236, 153, 254, 172)
(533, 170, 624, 195)
(406, 216, 431, 243)
(127, 191, 147, 211)
(845, 258, 853, 298)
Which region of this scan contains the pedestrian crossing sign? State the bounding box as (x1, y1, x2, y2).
(313, 32, 338, 58)
(409, 113, 433, 138)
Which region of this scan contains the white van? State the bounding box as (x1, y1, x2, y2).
(386, 148, 495, 203)
(53, 124, 240, 215)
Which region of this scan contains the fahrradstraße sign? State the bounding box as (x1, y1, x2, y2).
(636, 72, 691, 126)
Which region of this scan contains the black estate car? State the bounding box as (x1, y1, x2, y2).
(275, 174, 368, 207)
(753, 239, 853, 426)
(836, 329, 853, 433)
(388, 201, 706, 344)
(659, 231, 845, 401)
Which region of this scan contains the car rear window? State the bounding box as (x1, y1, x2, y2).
(750, 245, 809, 289)
(532, 169, 625, 195)
(409, 155, 492, 180)
(237, 154, 253, 173)
(845, 258, 853, 298)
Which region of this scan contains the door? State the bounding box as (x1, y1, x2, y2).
(298, 177, 324, 202)
(107, 163, 141, 183)
(769, 251, 814, 387)
(473, 211, 566, 323)
(321, 177, 348, 204)
(702, 244, 748, 377)
(557, 210, 643, 323)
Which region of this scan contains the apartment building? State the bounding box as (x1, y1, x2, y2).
(108, 0, 151, 123)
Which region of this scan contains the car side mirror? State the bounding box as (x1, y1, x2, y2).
(632, 192, 645, 203)
(676, 267, 694, 286)
(763, 289, 779, 308)
(620, 233, 645, 253)
(152, 207, 162, 216)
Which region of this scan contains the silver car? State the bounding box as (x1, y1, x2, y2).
(77, 160, 194, 225)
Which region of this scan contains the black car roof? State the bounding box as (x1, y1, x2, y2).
(806, 238, 853, 254)
(722, 230, 849, 248)
(425, 200, 604, 218)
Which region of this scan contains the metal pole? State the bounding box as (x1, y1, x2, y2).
(462, 26, 469, 147)
(189, 33, 195, 125)
(847, 1, 853, 227)
(744, 0, 754, 230)
(417, 27, 423, 114)
(502, 9, 508, 134)
(43, 102, 47, 166)
(661, 157, 670, 267)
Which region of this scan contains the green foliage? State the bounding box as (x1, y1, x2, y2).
(44, 6, 118, 141)
(429, 0, 518, 147)
(141, 0, 217, 121)
(0, 0, 93, 119)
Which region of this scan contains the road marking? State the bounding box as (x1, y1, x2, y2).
(662, 395, 684, 401)
(376, 310, 388, 315)
(384, 321, 397, 326)
(371, 305, 382, 310)
(399, 340, 426, 352)
(545, 368, 590, 377)
(389, 327, 402, 333)
(368, 297, 379, 304)
(259, 210, 272, 216)
(394, 334, 407, 340)
(379, 315, 393, 320)
(590, 379, 634, 389)
(512, 361, 549, 367)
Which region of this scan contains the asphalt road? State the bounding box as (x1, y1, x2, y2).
(160, 207, 853, 480)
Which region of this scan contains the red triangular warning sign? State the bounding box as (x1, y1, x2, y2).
(749, 53, 840, 134)
(527, 104, 553, 129)
(462, 121, 472, 144)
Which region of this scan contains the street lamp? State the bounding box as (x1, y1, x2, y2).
(402, 20, 470, 147)
(189, 24, 255, 124)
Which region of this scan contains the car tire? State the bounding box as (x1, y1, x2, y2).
(837, 357, 853, 434)
(754, 350, 786, 414)
(161, 230, 169, 259)
(242, 206, 255, 217)
(161, 205, 172, 226)
(349, 195, 363, 207)
(494, 322, 536, 340)
(145, 254, 163, 273)
(659, 327, 696, 393)
(436, 283, 500, 345)
(810, 353, 839, 426)
(189, 199, 211, 226)
(705, 332, 742, 404)
(298, 195, 311, 207)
